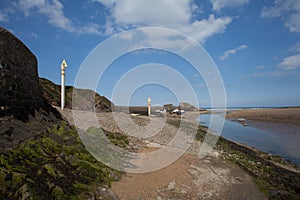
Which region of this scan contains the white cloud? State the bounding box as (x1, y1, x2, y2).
(256, 65, 266, 69)
(210, 0, 249, 11)
(94, 0, 115, 7)
(94, 0, 232, 43)
(0, 8, 15, 22)
(40, 0, 75, 31)
(17, 0, 75, 32)
(31, 32, 38, 38)
(18, 0, 45, 15)
(289, 42, 300, 53)
(0, 12, 9, 22)
(185, 14, 232, 42)
(254, 54, 300, 78)
(278, 54, 300, 70)
(261, 0, 300, 33)
(78, 23, 102, 35)
(118, 28, 198, 51)
(220, 44, 247, 60)
(253, 71, 289, 77)
(112, 0, 192, 27)
(16, 0, 102, 35)
(14, 0, 234, 42)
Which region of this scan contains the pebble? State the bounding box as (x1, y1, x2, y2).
(167, 180, 176, 190)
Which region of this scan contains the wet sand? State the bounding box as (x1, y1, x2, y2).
(111, 153, 265, 199)
(226, 107, 300, 127)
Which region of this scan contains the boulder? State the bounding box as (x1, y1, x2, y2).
(163, 104, 176, 112)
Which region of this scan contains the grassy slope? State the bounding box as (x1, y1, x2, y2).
(0, 122, 126, 199)
(0, 78, 120, 199)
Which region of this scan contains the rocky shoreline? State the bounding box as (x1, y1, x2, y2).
(184, 113, 300, 199)
(56, 108, 300, 199)
(212, 133, 300, 198)
(184, 111, 300, 198)
(2, 106, 299, 199)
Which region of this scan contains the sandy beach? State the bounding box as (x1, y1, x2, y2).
(226, 107, 300, 127)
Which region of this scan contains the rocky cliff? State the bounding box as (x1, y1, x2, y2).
(0, 27, 44, 121)
(0, 27, 121, 199)
(39, 78, 115, 112)
(164, 102, 199, 112)
(0, 27, 61, 150)
(178, 102, 198, 111)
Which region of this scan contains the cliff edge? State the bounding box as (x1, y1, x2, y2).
(0, 27, 61, 150)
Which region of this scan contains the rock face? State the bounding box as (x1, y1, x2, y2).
(178, 102, 198, 111)
(0, 27, 43, 121)
(39, 78, 115, 112)
(163, 104, 176, 113)
(0, 27, 61, 150)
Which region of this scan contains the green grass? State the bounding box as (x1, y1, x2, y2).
(0, 122, 124, 199)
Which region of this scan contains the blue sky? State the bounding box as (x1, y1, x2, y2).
(1, 0, 300, 107)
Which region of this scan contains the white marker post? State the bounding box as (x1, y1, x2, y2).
(147, 97, 151, 116)
(60, 60, 68, 110)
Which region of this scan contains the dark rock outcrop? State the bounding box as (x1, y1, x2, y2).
(163, 104, 176, 113)
(178, 102, 198, 111)
(163, 102, 199, 113)
(0, 27, 44, 121)
(0, 27, 61, 150)
(0, 27, 121, 199)
(39, 78, 115, 112)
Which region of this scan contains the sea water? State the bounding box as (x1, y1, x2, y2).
(198, 114, 300, 166)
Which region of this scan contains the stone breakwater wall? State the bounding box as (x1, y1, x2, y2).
(0, 27, 43, 120)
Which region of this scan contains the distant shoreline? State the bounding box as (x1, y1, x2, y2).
(200, 108, 300, 167)
(205, 105, 300, 111)
(225, 107, 300, 127)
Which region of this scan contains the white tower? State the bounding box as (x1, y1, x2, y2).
(60, 60, 68, 110)
(147, 97, 151, 116)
